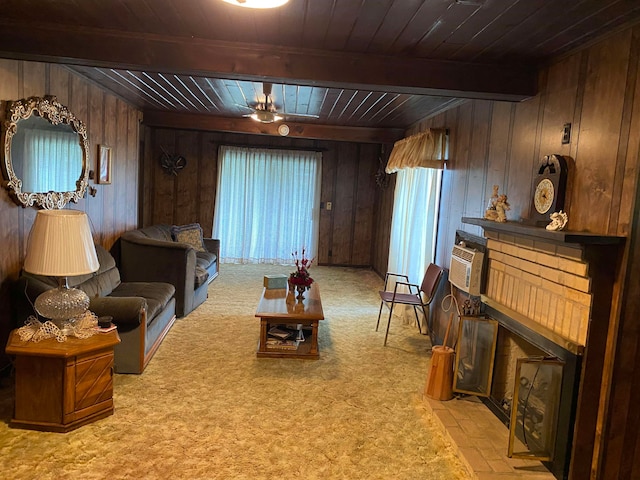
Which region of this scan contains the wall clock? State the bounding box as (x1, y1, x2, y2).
(530, 154, 568, 225)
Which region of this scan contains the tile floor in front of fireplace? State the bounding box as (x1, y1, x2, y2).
(424, 394, 557, 480)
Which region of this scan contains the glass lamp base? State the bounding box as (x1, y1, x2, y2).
(34, 285, 90, 328)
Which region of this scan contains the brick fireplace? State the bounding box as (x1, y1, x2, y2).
(481, 302, 580, 479)
(440, 218, 624, 480)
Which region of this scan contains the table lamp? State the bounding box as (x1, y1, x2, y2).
(23, 209, 99, 328)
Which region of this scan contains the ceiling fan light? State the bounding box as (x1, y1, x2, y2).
(221, 0, 289, 8)
(250, 111, 281, 123)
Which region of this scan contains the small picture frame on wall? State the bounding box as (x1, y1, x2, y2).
(98, 145, 112, 184)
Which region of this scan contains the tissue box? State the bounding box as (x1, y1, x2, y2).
(263, 274, 288, 289)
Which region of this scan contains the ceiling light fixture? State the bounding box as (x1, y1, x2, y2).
(221, 0, 289, 8)
(250, 111, 283, 123)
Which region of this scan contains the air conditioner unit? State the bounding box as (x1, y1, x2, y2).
(449, 244, 484, 295)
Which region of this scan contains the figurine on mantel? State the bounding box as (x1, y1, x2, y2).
(484, 185, 510, 223)
(546, 210, 568, 231)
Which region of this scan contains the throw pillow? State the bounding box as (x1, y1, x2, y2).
(171, 223, 206, 252)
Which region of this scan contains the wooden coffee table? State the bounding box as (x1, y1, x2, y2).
(255, 283, 324, 359)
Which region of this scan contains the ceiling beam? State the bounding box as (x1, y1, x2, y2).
(143, 111, 404, 144)
(0, 21, 536, 102)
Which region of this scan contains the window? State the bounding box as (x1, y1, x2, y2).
(213, 146, 322, 264)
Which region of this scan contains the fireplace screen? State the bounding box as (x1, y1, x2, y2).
(453, 316, 498, 396)
(508, 357, 564, 461)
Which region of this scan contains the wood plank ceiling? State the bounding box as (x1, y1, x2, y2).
(0, 0, 638, 142)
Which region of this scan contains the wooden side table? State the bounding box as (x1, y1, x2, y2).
(5, 329, 121, 432)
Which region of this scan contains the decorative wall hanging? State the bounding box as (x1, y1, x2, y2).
(375, 147, 389, 189)
(97, 145, 112, 184)
(160, 147, 187, 176)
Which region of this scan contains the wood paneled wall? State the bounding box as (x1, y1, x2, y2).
(412, 27, 639, 268)
(371, 150, 395, 277)
(142, 127, 381, 267)
(0, 60, 141, 369)
(371, 25, 640, 480)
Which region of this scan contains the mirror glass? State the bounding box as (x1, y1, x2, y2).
(1, 96, 89, 209)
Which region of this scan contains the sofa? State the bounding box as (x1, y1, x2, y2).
(119, 224, 219, 317)
(17, 245, 176, 374)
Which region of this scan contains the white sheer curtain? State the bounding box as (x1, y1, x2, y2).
(387, 167, 442, 287)
(213, 146, 322, 264)
(20, 127, 82, 193)
(386, 166, 443, 327)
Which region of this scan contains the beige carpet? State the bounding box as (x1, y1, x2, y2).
(0, 264, 471, 480)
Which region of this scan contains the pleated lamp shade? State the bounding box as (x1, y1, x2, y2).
(24, 209, 99, 277)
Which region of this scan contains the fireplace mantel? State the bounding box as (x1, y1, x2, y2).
(462, 217, 625, 246)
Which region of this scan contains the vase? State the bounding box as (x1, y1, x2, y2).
(296, 285, 306, 300)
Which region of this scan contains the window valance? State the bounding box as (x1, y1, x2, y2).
(385, 128, 448, 173)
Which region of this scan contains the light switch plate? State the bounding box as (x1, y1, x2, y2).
(562, 123, 571, 144)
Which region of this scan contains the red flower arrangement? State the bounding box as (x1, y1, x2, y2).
(289, 249, 314, 289)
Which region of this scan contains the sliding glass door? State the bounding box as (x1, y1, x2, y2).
(213, 146, 322, 264)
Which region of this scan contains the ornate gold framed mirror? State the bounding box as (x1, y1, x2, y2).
(1, 95, 89, 209)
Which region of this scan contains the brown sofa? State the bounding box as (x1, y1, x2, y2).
(17, 245, 176, 374)
(119, 224, 219, 317)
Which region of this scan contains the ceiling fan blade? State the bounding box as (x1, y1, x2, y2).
(282, 113, 320, 119)
(235, 103, 255, 111)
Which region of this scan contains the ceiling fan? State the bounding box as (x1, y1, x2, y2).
(238, 83, 319, 123)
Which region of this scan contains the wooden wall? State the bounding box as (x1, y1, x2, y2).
(142, 127, 381, 267)
(370, 25, 640, 480)
(0, 60, 141, 369)
(371, 153, 395, 277)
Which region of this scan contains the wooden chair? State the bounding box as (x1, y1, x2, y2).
(376, 263, 444, 346)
